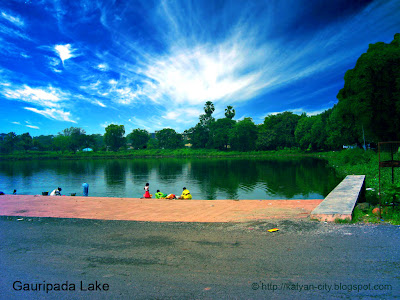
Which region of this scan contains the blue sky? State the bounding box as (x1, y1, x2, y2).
(1, 0, 399, 136)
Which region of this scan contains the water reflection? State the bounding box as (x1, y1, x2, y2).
(0, 157, 342, 199)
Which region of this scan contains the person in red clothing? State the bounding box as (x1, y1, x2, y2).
(143, 182, 152, 198)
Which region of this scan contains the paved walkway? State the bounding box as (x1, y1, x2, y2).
(0, 195, 322, 222)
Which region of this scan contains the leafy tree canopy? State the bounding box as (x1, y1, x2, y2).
(156, 128, 183, 149)
(225, 105, 236, 119)
(229, 118, 258, 151)
(104, 124, 125, 151)
(257, 111, 301, 150)
(337, 33, 400, 141)
(209, 118, 236, 150)
(127, 129, 150, 149)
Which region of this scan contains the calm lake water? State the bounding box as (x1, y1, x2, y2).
(0, 157, 342, 200)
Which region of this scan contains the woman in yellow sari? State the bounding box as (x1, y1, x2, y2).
(179, 187, 192, 199)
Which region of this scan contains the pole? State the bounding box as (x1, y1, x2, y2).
(362, 125, 366, 150)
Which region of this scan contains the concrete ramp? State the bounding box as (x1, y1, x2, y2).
(311, 175, 365, 222)
(0, 195, 323, 222)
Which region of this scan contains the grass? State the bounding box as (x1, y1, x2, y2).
(320, 149, 400, 225)
(0, 148, 308, 160)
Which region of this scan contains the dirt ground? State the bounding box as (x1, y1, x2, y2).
(1, 216, 399, 299)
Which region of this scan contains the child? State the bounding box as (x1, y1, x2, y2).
(143, 183, 152, 198)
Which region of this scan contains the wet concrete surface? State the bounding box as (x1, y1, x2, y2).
(1, 216, 399, 299)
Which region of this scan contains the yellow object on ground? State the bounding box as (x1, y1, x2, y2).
(267, 228, 279, 232)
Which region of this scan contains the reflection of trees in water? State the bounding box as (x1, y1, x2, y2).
(104, 160, 127, 187)
(0, 162, 17, 177)
(188, 159, 258, 199)
(156, 159, 184, 182)
(0, 160, 102, 177)
(257, 158, 342, 198)
(129, 160, 157, 183)
(0, 157, 342, 199)
(128, 159, 185, 184)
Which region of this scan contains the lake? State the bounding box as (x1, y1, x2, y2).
(0, 157, 342, 200)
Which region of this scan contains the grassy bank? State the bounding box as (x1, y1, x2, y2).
(0, 148, 313, 160)
(320, 149, 400, 225)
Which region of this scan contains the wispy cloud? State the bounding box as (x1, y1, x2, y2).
(24, 107, 76, 123)
(12, 121, 21, 125)
(93, 100, 106, 107)
(26, 124, 39, 129)
(1, 11, 24, 27)
(1, 0, 399, 135)
(162, 108, 202, 123)
(3, 85, 63, 108)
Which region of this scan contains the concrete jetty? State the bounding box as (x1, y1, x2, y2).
(311, 175, 366, 222)
(0, 195, 322, 222)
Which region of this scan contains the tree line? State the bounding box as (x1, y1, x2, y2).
(1, 33, 399, 154)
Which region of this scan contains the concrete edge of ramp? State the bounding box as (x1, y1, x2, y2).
(310, 175, 366, 222)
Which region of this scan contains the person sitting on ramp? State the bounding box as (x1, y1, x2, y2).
(179, 187, 192, 199)
(155, 190, 167, 199)
(50, 187, 62, 196)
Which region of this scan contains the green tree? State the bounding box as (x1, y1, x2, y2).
(3, 132, 17, 153)
(209, 118, 235, 150)
(146, 137, 159, 149)
(104, 124, 125, 151)
(19, 132, 33, 152)
(257, 111, 301, 150)
(184, 124, 209, 149)
(336, 33, 400, 142)
(33, 135, 55, 151)
(52, 135, 70, 153)
(224, 105, 236, 119)
(229, 118, 258, 151)
(324, 106, 362, 149)
(90, 134, 105, 151)
(156, 128, 183, 149)
(127, 129, 150, 149)
(186, 101, 216, 149)
(294, 115, 327, 151)
(199, 101, 215, 129)
(59, 127, 86, 153)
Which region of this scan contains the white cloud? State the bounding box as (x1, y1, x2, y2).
(97, 63, 109, 71)
(100, 121, 120, 128)
(93, 100, 106, 107)
(141, 41, 268, 106)
(4, 85, 62, 108)
(54, 44, 77, 65)
(24, 107, 76, 123)
(26, 125, 40, 129)
(12, 121, 21, 125)
(163, 108, 202, 121)
(1, 12, 24, 27)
